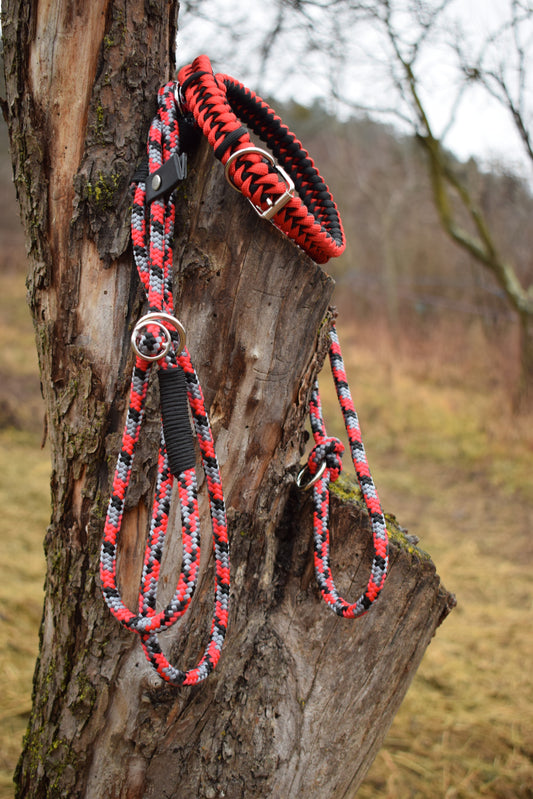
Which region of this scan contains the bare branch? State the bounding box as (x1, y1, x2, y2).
(455, 0, 533, 165)
(418, 132, 531, 315)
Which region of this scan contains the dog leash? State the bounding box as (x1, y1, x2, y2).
(296, 325, 389, 616)
(100, 82, 229, 686)
(100, 56, 388, 686)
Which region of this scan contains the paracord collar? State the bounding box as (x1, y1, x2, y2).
(176, 55, 345, 265)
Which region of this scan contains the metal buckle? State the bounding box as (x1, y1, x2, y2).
(174, 82, 187, 115)
(224, 146, 295, 220)
(131, 312, 186, 362)
(295, 460, 327, 491)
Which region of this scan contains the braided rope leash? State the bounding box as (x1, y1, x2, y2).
(172, 57, 388, 614)
(176, 54, 345, 264)
(100, 82, 230, 687)
(101, 62, 385, 686)
(297, 324, 389, 616)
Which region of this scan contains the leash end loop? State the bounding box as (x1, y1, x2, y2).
(296, 436, 345, 491)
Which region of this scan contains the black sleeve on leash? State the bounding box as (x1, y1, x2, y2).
(158, 367, 196, 476)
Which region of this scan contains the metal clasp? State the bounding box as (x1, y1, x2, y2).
(174, 82, 187, 115)
(295, 460, 327, 491)
(131, 312, 186, 362)
(224, 146, 295, 220)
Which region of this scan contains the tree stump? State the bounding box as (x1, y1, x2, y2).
(2, 1, 455, 796)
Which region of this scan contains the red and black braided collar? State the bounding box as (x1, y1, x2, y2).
(176, 55, 345, 264)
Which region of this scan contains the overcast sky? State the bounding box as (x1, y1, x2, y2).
(177, 0, 533, 177)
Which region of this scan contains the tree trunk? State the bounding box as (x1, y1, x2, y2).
(2, 2, 455, 797)
(517, 310, 533, 411)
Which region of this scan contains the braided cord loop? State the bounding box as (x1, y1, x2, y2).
(177, 55, 345, 264)
(100, 82, 230, 686)
(304, 324, 389, 617)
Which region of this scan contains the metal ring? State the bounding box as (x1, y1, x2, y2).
(131, 312, 186, 362)
(295, 460, 327, 491)
(224, 146, 274, 189)
(224, 146, 295, 220)
(174, 82, 187, 115)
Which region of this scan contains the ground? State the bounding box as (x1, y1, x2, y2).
(1, 269, 532, 796)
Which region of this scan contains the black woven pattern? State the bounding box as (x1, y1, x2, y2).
(177, 55, 345, 264)
(221, 76, 344, 243)
(158, 367, 196, 476)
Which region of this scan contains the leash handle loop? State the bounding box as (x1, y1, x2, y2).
(299, 323, 389, 618)
(100, 81, 230, 686)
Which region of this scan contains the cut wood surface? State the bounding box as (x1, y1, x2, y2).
(2, 1, 455, 796)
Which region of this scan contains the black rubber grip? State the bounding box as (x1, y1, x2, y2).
(158, 367, 196, 476)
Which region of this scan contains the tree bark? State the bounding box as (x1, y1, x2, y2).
(2, 1, 455, 797)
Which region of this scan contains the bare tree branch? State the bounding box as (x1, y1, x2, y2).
(455, 0, 533, 164)
(178, 0, 533, 403)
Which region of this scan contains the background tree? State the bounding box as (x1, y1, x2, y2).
(178, 0, 533, 406)
(1, 0, 454, 796)
(374, 0, 533, 406)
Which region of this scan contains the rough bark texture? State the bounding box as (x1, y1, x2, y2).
(2, 1, 455, 797)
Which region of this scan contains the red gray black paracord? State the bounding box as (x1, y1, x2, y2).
(100, 56, 388, 687)
(301, 325, 389, 616)
(100, 81, 230, 686)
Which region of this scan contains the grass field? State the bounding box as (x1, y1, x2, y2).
(0, 266, 532, 797)
(330, 317, 533, 799)
(0, 272, 51, 798)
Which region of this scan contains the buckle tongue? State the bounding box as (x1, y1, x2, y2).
(224, 146, 295, 220)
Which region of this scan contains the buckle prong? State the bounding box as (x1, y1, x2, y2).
(224, 146, 295, 220)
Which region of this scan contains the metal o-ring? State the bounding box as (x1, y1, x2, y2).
(224, 146, 274, 190)
(131, 312, 186, 362)
(295, 460, 327, 491)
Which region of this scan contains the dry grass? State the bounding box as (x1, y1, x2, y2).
(0, 273, 532, 797)
(321, 314, 533, 799)
(0, 272, 49, 798)
(0, 430, 49, 798)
